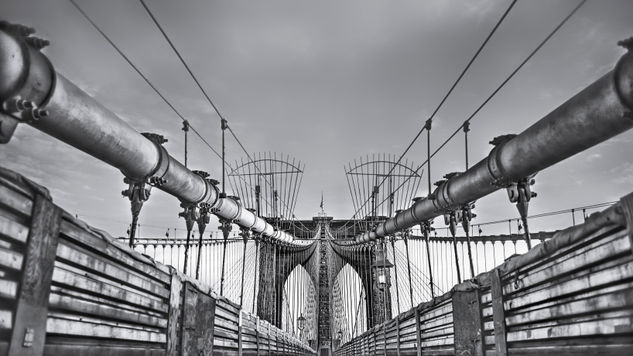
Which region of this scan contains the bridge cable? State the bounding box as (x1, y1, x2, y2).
(69, 0, 282, 216)
(339, 0, 518, 232)
(140, 0, 308, 234)
(69, 0, 224, 160)
(356, 0, 588, 232)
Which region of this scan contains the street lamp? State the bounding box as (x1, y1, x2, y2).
(372, 247, 393, 290)
(377, 269, 387, 290)
(297, 314, 306, 340)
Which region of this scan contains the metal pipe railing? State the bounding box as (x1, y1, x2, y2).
(0, 25, 294, 242)
(357, 43, 633, 243)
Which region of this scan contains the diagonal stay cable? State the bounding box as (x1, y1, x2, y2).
(140, 0, 306, 231)
(139, 0, 226, 123)
(69, 0, 224, 160)
(340, 0, 518, 229)
(363, 0, 587, 225)
(69, 0, 279, 211)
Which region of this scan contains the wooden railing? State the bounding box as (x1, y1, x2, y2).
(0, 167, 314, 356)
(336, 194, 633, 355)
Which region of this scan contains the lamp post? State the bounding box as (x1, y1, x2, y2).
(377, 269, 387, 290)
(297, 313, 306, 341)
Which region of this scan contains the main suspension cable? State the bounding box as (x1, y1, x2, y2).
(340, 0, 518, 228)
(362, 0, 587, 226)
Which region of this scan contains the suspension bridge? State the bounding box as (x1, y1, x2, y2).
(1, 1, 633, 355)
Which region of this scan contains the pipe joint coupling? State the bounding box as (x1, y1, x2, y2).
(123, 132, 171, 185)
(487, 134, 517, 187)
(614, 43, 633, 111)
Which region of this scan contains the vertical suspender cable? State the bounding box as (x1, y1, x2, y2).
(404, 235, 414, 308)
(463, 121, 475, 278)
(391, 237, 401, 315)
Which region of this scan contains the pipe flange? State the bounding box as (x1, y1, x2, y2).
(191, 170, 219, 206)
(614, 47, 633, 111)
(487, 135, 516, 187)
(140, 134, 170, 185)
(432, 179, 454, 212)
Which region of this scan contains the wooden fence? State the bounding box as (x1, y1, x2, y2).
(336, 193, 633, 355)
(0, 167, 314, 355)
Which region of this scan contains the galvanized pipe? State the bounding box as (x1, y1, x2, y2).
(0, 27, 294, 242)
(358, 48, 633, 242)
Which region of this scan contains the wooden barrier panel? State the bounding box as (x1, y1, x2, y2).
(0, 167, 314, 356)
(336, 200, 633, 356)
(452, 284, 483, 356)
(9, 194, 61, 356)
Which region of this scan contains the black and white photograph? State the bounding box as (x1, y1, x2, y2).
(1, 0, 633, 355)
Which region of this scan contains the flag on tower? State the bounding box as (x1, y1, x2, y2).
(320, 192, 324, 210)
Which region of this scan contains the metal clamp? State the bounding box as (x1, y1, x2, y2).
(487, 134, 517, 187)
(121, 177, 151, 214)
(218, 218, 233, 239)
(443, 209, 461, 237)
(616, 37, 633, 110)
(197, 202, 211, 236)
(460, 202, 476, 234)
(179, 203, 199, 233)
(142, 132, 170, 186)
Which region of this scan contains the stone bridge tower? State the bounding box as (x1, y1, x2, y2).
(256, 217, 393, 354)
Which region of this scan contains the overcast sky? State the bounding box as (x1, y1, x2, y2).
(1, 0, 633, 238)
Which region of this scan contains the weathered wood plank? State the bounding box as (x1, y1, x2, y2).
(9, 195, 61, 356)
(502, 231, 630, 296)
(180, 282, 216, 356)
(46, 315, 165, 343)
(0, 214, 29, 244)
(166, 271, 182, 356)
(504, 258, 633, 310)
(51, 265, 168, 313)
(55, 242, 170, 299)
(0, 245, 22, 270)
(619, 191, 633, 255)
(48, 291, 167, 328)
(42, 344, 166, 356)
(60, 219, 171, 285)
(0, 184, 33, 217)
(506, 311, 633, 342)
(0, 279, 17, 299)
(452, 286, 483, 356)
(197, 292, 216, 356)
(490, 269, 508, 356)
(506, 281, 633, 326)
(0, 309, 12, 329)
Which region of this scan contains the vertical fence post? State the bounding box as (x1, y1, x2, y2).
(414, 307, 422, 356)
(179, 283, 215, 355)
(8, 195, 62, 356)
(198, 292, 216, 355)
(256, 316, 260, 356)
(395, 316, 401, 356)
(166, 269, 183, 355)
(619, 193, 633, 255)
(238, 310, 243, 356)
(373, 327, 377, 356)
(452, 283, 484, 356)
(179, 283, 197, 355)
(491, 269, 508, 356)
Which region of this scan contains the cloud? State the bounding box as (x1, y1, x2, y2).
(586, 153, 602, 162)
(2, 0, 633, 235)
(611, 162, 633, 185)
